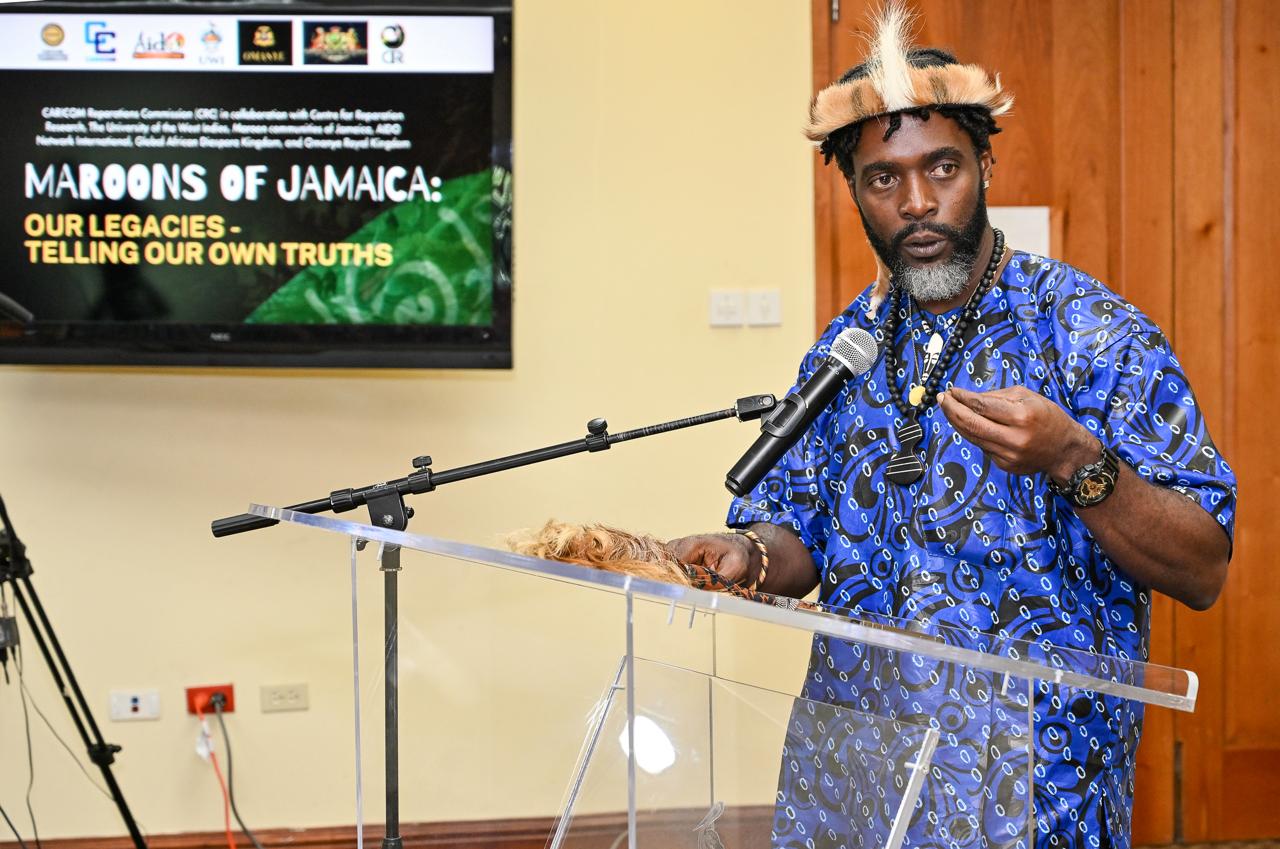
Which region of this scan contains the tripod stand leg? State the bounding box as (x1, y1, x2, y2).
(11, 577, 147, 849)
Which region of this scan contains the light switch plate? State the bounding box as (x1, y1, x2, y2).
(709, 290, 745, 327)
(746, 289, 782, 326)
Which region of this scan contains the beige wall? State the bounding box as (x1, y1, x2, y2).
(0, 0, 816, 838)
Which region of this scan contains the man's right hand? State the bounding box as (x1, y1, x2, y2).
(668, 532, 760, 588)
(669, 524, 821, 599)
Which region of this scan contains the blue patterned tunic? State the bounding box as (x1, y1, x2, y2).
(726, 253, 1235, 849)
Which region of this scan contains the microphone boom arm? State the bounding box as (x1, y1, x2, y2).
(210, 393, 777, 538)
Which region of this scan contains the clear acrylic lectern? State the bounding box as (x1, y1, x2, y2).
(246, 504, 1196, 849)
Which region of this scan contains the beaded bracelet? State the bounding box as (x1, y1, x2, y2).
(734, 529, 769, 592)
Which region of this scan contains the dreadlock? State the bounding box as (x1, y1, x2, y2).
(818, 47, 1003, 181)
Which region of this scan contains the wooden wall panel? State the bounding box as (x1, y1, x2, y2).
(1119, 0, 1176, 328)
(1170, 0, 1228, 840)
(1051, 0, 1122, 284)
(1213, 0, 1280, 837)
(1226, 0, 1280, 752)
(811, 0, 838, 327)
(1119, 3, 1176, 843)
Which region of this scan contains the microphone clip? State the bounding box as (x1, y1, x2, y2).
(760, 392, 811, 439)
(733, 394, 777, 422)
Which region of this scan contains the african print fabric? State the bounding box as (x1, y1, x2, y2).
(726, 253, 1236, 849)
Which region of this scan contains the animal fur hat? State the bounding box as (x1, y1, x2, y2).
(807, 1, 1013, 313)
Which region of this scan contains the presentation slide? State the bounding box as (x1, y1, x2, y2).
(2, 13, 505, 331)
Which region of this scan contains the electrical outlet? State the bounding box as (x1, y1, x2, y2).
(108, 689, 161, 721)
(185, 683, 234, 715)
(260, 683, 309, 713)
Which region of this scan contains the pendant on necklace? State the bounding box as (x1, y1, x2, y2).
(908, 384, 926, 406)
(886, 420, 926, 485)
(922, 332, 944, 375)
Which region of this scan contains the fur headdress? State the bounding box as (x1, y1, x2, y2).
(806, 2, 1013, 313)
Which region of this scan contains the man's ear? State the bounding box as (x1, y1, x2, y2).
(979, 150, 994, 185)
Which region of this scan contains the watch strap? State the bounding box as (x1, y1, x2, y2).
(1049, 439, 1120, 507)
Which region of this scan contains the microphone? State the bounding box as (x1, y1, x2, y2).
(725, 326, 878, 497)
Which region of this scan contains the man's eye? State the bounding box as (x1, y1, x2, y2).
(933, 162, 959, 177)
(871, 174, 895, 188)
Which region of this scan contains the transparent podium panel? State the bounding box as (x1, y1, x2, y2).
(246, 505, 1198, 849)
(548, 657, 938, 849)
(754, 623, 1035, 849)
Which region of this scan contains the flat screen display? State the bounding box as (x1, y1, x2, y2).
(0, 1, 512, 367)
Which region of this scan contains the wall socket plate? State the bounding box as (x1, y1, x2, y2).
(109, 689, 161, 721)
(185, 683, 234, 714)
(260, 683, 309, 713)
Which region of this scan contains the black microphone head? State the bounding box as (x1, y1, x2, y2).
(828, 327, 878, 375)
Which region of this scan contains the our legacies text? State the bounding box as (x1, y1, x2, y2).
(21, 213, 392, 267)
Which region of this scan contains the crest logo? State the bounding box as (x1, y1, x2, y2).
(304, 22, 368, 65)
(199, 22, 224, 64)
(238, 21, 292, 65)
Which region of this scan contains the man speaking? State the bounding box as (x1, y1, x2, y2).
(672, 5, 1236, 849)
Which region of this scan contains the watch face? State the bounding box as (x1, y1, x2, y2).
(1076, 470, 1117, 506)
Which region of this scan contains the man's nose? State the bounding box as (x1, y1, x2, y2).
(900, 173, 938, 221)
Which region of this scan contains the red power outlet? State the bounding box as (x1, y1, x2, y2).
(185, 684, 235, 715)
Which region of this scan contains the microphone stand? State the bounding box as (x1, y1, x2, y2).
(0, 496, 148, 849)
(210, 394, 776, 849)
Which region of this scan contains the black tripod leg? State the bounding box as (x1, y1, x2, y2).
(11, 578, 147, 849)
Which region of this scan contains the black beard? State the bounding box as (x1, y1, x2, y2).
(859, 186, 989, 302)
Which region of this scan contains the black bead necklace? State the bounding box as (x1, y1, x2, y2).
(882, 228, 1006, 486)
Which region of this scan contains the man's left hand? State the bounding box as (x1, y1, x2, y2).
(937, 385, 1096, 483)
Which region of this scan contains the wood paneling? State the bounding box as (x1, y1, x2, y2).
(1120, 3, 1176, 843)
(1171, 0, 1228, 840)
(1213, 0, 1280, 837)
(1227, 0, 1280, 750)
(1052, 0, 1122, 283)
(812, 0, 838, 328)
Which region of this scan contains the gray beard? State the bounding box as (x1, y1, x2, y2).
(896, 256, 973, 303)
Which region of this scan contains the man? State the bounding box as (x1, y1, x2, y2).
(672, 6, 1235, 849)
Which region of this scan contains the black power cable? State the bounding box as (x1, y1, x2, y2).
(210, 695, 265, 849)
(0, 801, 29, 849)
(22, 676, 114, 802)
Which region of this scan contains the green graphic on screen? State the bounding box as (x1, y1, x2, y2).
(247, 168, 497, 325)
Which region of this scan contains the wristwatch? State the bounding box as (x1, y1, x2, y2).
(1049, 439, 1121, 508)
